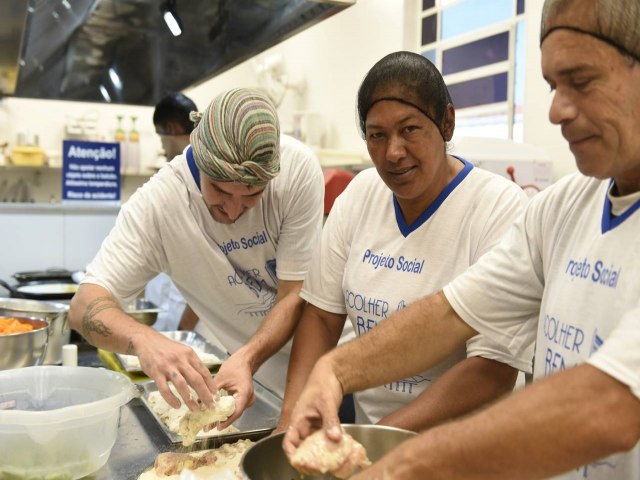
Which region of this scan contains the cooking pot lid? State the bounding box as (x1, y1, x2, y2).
(13, 269, 74, 283)
(0, 297, 69, 313)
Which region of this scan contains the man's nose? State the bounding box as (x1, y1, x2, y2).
(548, 90, 577, 125)
(223, 199, 245, 220)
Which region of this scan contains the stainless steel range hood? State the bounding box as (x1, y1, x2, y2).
(3, 0, 354, 106)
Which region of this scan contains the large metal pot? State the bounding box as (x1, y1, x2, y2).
(0, 317, 49, 370)
(0, 298, 70, 365)
(241, 424, 417, 479)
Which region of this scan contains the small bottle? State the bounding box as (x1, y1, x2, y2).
(114, 115, 126, 142)
(127, 116, 140, 174)
(129, 116, 139, 143)
(62, 344, 78, 367)
(115, 115, 128, 174)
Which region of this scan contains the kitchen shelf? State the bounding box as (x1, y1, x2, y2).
(0, 163, 156, 177)
(314, 148, 372, 169)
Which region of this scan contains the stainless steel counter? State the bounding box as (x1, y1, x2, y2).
(76, 343, 277, 479)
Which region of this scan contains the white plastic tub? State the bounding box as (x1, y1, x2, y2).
(0, 366, 138, 479)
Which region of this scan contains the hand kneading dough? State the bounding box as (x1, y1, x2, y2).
(290, 428, 371, 479)
(179, 395, 236, 447)
(147, 386, 238, 446)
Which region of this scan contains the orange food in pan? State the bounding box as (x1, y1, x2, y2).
(0, 317, 35, 335)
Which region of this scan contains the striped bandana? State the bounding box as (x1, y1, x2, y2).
(189, 88, 281, 186)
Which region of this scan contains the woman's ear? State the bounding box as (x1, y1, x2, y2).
(442, 103, 456, 141)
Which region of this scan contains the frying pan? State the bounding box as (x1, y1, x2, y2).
(0, 279, 78, 301)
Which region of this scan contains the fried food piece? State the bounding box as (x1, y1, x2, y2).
(154, 451, 217, 476)
(142, 440, 255, 480)
(289, 428, 371, 479)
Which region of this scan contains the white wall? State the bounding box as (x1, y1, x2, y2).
(522, 0, 575, 179)
(0, 204, 118, 282)
(187, 0, 406, 158)
(187, 0, 577, 180)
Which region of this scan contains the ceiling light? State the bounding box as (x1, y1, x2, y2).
(99, 84, 111, 102)
(161, 0, 183, 37)
(108, 67, 122, 91)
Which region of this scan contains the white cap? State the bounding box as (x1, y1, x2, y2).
(62, 344, 78, 367)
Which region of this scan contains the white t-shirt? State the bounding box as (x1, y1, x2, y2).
(145, 273, 186, 332)
(301, 159, 533, 423)
(83, 135, 324, 396)
(445, 173, 640, 479)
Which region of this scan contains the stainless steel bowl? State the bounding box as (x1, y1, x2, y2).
(0, 298, 69, 365)
(241, 424, 417, 479)
(0, 317, 49, 370)
(125, 299, 161, 326)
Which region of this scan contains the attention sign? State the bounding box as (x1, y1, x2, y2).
(62, 140, 121, 202)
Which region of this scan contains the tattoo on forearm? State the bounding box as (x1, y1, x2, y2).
(126, 339, 135, 355)
(82, 296, 117, 343)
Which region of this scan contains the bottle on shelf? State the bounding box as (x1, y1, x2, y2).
(127, 115, 140, 174)
(114, 115, 126, 142)
(115, 115, 128, 174)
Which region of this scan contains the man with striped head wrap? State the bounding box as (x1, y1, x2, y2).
(284, 1, 640, 479)
(69, 87, 325, 425)
(189, 88, 281, 224)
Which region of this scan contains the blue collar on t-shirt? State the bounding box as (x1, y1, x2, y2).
(394, 156, 473, 237)
(186, 146, 201, 191)
(601, 179, 640, 233)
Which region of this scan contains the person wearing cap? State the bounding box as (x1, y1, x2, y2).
(69, 88, 324, 421)
(276, 51, 531, 434)
(153, 92, 198, 162)
(145, 92, 199, 332)
(283, 1, 640, 478)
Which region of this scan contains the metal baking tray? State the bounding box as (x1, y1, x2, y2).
(139, 378, 281, 447)
(114, 330, 226, 373)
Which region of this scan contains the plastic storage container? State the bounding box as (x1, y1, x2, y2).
(0, 366, 138, 479)
(10, 145, 46, 166)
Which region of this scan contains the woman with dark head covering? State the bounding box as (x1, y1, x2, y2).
(278, 51, 531, 441)
(355, 50, 457, 225)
